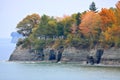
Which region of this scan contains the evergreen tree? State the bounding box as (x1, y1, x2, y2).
(89, 2, 97, 11)
(75, 12, 81, 26)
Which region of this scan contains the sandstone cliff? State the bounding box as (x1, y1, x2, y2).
(9, 46, 120, 65)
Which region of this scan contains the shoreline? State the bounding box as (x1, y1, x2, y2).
(9, 46, 120, 67)
(1, 60, 119, 68)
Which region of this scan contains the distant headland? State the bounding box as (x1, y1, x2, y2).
(9, 1, 120, 65)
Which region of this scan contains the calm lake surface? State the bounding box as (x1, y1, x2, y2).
(0, 38, 15, 60)
(0, 62, 120, 80)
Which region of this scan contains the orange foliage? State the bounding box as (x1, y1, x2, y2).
(17, 13, 40, 28)
(99, 8, 116, 31)
(104, 25, 120, 43)
(116, 1, 120, 11)
(79, 11, 101, 37)
(115, 1, 120, 26)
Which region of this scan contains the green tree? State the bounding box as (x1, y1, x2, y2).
(34, 15, 49, 37)
(62, 16, 75, 37)
(35, 15, 57, 37)
(89, 2, 97, 11)
(47, 18, 57, 37)
(33, 39, 46, 50)
(75, 12, 81, 26)
(56, 22, 64, 36)
(17, 13, 40, 37)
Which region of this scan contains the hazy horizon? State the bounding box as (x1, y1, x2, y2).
(0, 38, 15, 60)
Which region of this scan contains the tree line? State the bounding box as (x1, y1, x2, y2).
(16, 1, 120, 51)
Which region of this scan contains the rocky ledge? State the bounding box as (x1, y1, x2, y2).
(9, 46, 120, 65)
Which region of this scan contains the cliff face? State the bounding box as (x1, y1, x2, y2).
(101, 48, 120, 65)
(9, 46, 120, 65)
(9, 46, 43, 61)
(62, 47, 88, 62)
(9, 46, 64, 62)
(62, 48, 120, 65)
(9, 46, 88, 62)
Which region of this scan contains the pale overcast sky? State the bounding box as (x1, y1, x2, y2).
(0, 0, 118, 38)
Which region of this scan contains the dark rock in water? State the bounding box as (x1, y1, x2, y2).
(95, 49, 104, 64)
(86, 48, 104, 65)
(56, 46, 64, 62)
(86, 56, 94, 65)
(57, 51, 62, 62)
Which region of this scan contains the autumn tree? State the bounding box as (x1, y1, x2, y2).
(17, 13, 40, 37)
(116, 1, 120, 11)
(15, 0, 120, 50)
(79, 11, 102, 47)
(104, 25, 120, 47)
(99, 8, 116, 31)
(100, 1, 120, 48)
(115, 1, 120, 26)
(103, 1, 120, 47)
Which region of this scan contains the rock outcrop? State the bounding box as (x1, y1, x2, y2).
(101, 48, 120, 65)
(9, 46, 44, 61)
(9, 46, 120, 65)
(9, 46, 64, 62)
(86, 48, 104, 65)
(62, 47, 88, 62)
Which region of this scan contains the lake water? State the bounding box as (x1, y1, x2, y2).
(0, 38, 15, 60)
(0, 62, 120, 80)
(0, 38, 120, 80)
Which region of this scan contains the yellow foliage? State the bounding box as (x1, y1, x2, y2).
(104, 25, 120, 45)
(99, 8, 116, 31)
(79, 11, 101, 37)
